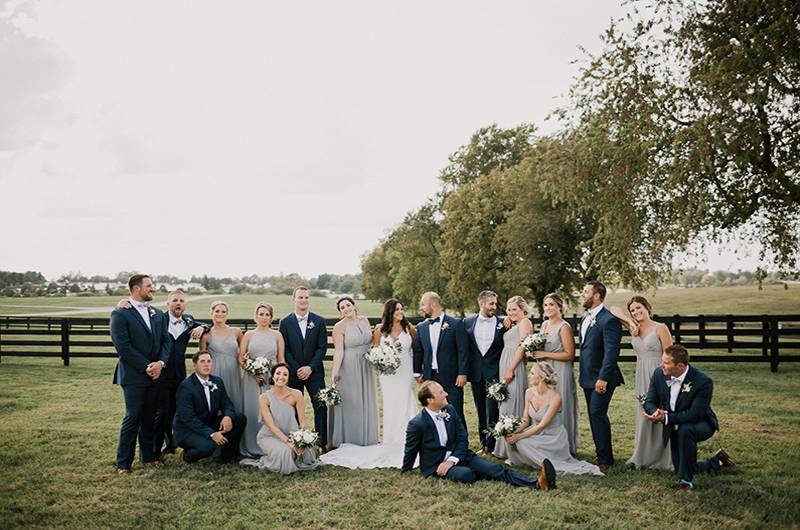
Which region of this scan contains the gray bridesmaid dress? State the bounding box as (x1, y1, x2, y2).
(507, 400, 603, 475)
(327, 318, 379, 449)
(627, 328, 673, 470)
(240, 392, 320, 475)
(240, 331, 279, 457)
(493, 324, 528, 459)
(540, 320, 580, 455)
(209, 330, 243, 412)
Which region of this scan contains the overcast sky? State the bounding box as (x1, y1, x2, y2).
(0, 0, 763, 280)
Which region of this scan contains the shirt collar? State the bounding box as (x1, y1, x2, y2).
(295, 312, 308, 322)
(195, 373, 209, 384)
(477, 314, 494, 323)
(169, 311, 183, 323)
(588, 303, 605, 318)
(424, 407, 443, 421)
(673, 366, 689, 384)
(129, 297, 147, 308)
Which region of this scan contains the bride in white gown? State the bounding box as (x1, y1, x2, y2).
(321, 299, 418, 469)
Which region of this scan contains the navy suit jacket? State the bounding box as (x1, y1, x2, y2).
(578, 307, 624, 388)
(413, 314, 468, 384)
(644, 365, 719, 445)
(402, 404, 472, 477)
(160, 312, 209, 382)
(173, 374, 237, 443)
(279, 312, 327, 377)
(110, 306, 171, 386)
(463, 314, 505, 383)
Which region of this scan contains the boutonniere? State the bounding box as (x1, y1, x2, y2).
(210, 383, 219, 392)
(148, 307, 156, 317)
(588, 315, 597, 328)
(496, 322, 503, 330)
(307, 321, 315, 329)
(441, 322, 450, 331)
(682, 382, 692, 393)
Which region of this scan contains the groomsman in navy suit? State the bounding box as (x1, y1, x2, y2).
(402, 381, 556, 490)
(110, 274, 172, 474)
(153, 289, 209, 458)
(578, 280, 623, 472)
(644, 344, 733, 491)
(464, 290, 506, 452)
(173, 351, 246, 463)
(279, 286, 328, 448)
(413, 291, 469, 431)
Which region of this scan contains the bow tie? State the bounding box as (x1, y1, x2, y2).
(435, 411, 449, 421)
(428, 317, 441, 325)
(134, 303, 149, 309)
(201, 380, 214, 388)
(666, 377, 682, 387)
(171, 319, 183, 326)
(297, 316, 307, 322)
(478, 316, 493, 323)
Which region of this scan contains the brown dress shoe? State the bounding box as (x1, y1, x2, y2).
(144, 460, 163, 469)
(117, 468, 131, 476)
(598, 464, 610, 473)
(537, 459, 557, 490)
(676, 483, 694, 492)
(714, 448, 735, 468)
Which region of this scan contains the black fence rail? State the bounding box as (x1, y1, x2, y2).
(1, 314, 799, 372)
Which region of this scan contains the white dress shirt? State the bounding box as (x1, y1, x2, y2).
(295, 312, 308, 339)
(474, 315, 496, 356)
(665, 366, 690, 425)
(425, 407, 459, 464)
(169, 312, 187, 340)
(195, 373, 212, 410)
(129, 297, 152, 331)
(428, 316, 442, 370)
(580, 303, 605, 341)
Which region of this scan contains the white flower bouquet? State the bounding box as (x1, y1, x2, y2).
(317, 386, 342, 407)
(485, 415, 523, 445)
(521, 330, 548, 355)
(364, 335, 402, 375)
(287, 428, 319, 464)
(242, 356, 272, 386)
(486, 380, 509, 402)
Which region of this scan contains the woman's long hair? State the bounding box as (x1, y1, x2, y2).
(379, 298, 411, 336)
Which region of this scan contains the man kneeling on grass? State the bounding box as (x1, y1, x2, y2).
(173, 351, 246, 463)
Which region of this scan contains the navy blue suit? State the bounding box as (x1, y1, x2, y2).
(402, 405, 538, 487)
(645, 365, 719, 484)
(464, 314, 505, 451)
(152, 312, 209, 456)
(279, 312, 328, 447)
(413, 315, 469, 430)
(173, 373, 246, 463)
(110, 305, 172, 469)
(578, 306, 623, 466)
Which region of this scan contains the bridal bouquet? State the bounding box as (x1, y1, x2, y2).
(242, 356, 272, 386)
(486, 380, 509, 402)
(364, 335, 402, 375)
(485, 415, 523, 446)
(287, 428, 319, 464)
(521, 330, 548, 356)
(317, 386, 342, 407)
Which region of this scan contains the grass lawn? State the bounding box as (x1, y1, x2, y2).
(1, 357, 798, 529)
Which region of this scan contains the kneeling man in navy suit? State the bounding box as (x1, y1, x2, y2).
(644, 344, 734, 491)
(173, 351, 246, 463)
(402, 381, 556, 490)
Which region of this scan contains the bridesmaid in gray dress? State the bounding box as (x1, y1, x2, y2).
(239, 303, 286, 458)
(505, 362, 603, 475)
(530, 293, 580, 455)
(240, 364, 320, 474)
(327, 297, 379, 449)
(199, 300, 243, 412)
(623, 296, 674, 470)
(493, 295, 532, 460)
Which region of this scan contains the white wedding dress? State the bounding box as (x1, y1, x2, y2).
(320, 330, 418, 469)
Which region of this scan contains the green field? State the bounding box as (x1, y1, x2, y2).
(1, 284, 798, 319)
(0, 357, 798, 529)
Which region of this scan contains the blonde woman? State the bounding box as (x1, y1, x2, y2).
(239, 303, 286, 458)
(199, 301, 243, 412)
(493, 295, 531, 460)
(505, 362, 603, 475)
(529, 293, 580, 455)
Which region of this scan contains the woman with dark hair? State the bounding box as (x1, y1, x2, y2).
(624, 295, 674, 470)
(326, 296, 379, 449)
(239, 363, 320, 474)
(320, 298, 419, 469)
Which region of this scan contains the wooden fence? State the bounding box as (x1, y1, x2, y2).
(1, 314, 799, 372)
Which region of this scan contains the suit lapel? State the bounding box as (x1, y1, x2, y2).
(466, 317, 479, 351)
(129, 307, 152, 335)
(422, 409, 441, 446)
(436, 316, 447, 351)
(674, 366, 693, 411)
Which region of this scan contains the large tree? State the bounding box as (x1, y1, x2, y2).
(550, 0, 800, 280)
